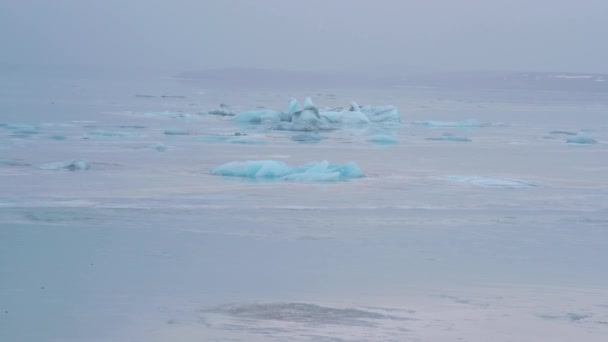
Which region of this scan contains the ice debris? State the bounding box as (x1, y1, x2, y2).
(412, 119, 481, 128)
(549, 130, 577, 136)
(211, 160, 364, 182)
(291, 132, 324, 143)
(437, 176, 536, 188)
(199, 134, 263, 145)
(39, 160, 90, 171)
(143, 111, 193, 119)
(149, 143, 168, 151)
(426, 133, 471, 142)
(566, 132, 596, 144)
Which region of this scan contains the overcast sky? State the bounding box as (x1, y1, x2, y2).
(1, 0, 607, 73)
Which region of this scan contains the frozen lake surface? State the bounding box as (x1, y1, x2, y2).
(1, 69, 608, 341)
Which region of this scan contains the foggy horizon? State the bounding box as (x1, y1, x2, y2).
(1, 0, 608, 74)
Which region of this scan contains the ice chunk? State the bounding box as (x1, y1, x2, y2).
(234, 110, 283, 124)
(39, 160, 90, 171)
(350, 102, 361, 112)
(368, 134, 398, 145)
(437, 176, 536, 188)
(303, 97, 315, 109)
(285, 98, 299, 116)
(164, 127, 189, 135)
(48, 135, 67, 141)
(412, 119, 481, 128)
(426, 133, 471, 142)
(208, 104, 236, 116)
(566, 132, 596, 144)
(360, 105, 400, 122)
(319, 109, 370, 125)
(211, 160, 364, 182)
(87, 130, 143, 138)
(198, 135, 263, 145)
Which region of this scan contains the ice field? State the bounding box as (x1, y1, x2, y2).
(1, 69, 608, 341)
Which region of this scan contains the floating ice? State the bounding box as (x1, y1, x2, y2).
(87, 130, 143, 138)
(39, 160, 90, 171)
(437, 176, 536, 188)
(3, 124, 38, 134)
(412, 119, 481, 128)
(148, 143, 168, 151)
(566, 132, 596, 144)
(285, 98, 299, 116)
(360, 105, 401, 122)
(211, 160, 364, 182)
(426, 133, 471, 142)
(368, 134, 398, 145)
(234, 110, 284, 124)
(164, 127, 189, 135)
(199, 135, 263, 145)
(550, 130, 577, 136)
(291, 132, 324, 143)
(48, 135, 67, 141)
(208, 104, 236, 116)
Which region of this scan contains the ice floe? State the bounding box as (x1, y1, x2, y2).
(39, 160, 90, 171)
(437, 176, 536, 188)
(87, 130, 143, 138)
(211, 160, 364, 181)
(208, 104, 236, 116)
(2, 123, 39, 134)
(163, 127, 189, 135)
(566, 132, 596, 144)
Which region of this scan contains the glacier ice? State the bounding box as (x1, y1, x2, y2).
(426, 133, 471, 142)
(39, 160, 90, 171)
(199, 135, 263, 145)
(360, 105, 400, 123)
(234, 110, 284, 124)
(143, 111, 193, 119)
(550, 130, 577, 136)
(437, 176, 536, 188)
(211, 160, 364, 182)
(412, 119, 481, 128)
(566, 132, 596, 144)
(148, 143, 168, 151)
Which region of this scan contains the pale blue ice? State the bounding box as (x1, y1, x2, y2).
(412, 119, 481, 128)
(566, 132, 597, 144)
(437, 175, 537, 188)
(211, 160, 364, 181)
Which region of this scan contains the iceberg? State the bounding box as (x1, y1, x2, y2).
(412, 119, 481, 128)
(211, 160, 364, 182)
(437, 176, 536, 188)
(566, 132, 596, 144)
(39, 160, 90, 171)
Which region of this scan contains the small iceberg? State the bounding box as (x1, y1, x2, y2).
(549, 130, 577, 136)
(368, 134, 399, 145)
(211, 160, 364, 182)
(360, 105, 401, 122)
(437, 176, 536, 189)
(198, 135, 263, 145)
(148, 143, 168, 151)
(291, 133, 324, 143)
(426, 133, 471, 142)
(208, 104, 236, 116)
(566, 132, 596, 144)
(412, 119, 481, 128)
(39, 160, 90, 171)
(143, 111, 193, 119)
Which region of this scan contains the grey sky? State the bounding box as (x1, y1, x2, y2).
(1, 0, 607, 72)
